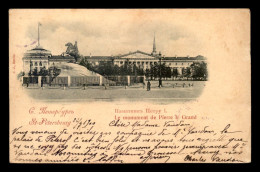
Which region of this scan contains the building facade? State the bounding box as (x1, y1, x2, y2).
(84, 36, 207, 76)
(23, 45, 75, 75)
(23, 35, 206, 77)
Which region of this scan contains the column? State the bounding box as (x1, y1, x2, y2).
(177, 67, 182, 75)
(38, 76, 42, 87)
(99, 75, 103, 86)
(68, 75, 71, 86)
(127, 75, 130, 86)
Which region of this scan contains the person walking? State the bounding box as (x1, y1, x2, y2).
(41, 78, 43, 89)
(147, 80, 151, 91)
(158, 78, 162, 88)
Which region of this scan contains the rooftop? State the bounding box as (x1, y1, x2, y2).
(84, 51, 206, 61)
(49, 55, 75, 60)
(23, 45, 52, 58)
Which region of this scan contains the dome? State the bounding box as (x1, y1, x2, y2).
(24, 45, 52, 58)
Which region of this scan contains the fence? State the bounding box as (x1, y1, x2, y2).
(48, 77, 68, 86)
(70, 76, 100, 86)
(145, 77, 207, 81)
(130, 76, 144, 84)
(103, 76, 145, 86)
(23, 75, 146, 87)
(103, 76, 126, 86)
(23, 77, 38, 86)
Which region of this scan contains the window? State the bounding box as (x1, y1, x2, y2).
(39, 62, 42, 66)
(34, 62, 38, 66)
(176, 63, 178, 65)
(182, 63, 183, 65)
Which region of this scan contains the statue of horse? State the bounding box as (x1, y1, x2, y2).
(65, 42, 76, 54)
(64, 41, 80, 61)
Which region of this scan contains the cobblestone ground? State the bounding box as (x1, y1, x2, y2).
(24, 81, 206, 103)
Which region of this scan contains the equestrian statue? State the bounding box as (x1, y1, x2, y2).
(63, 41, 81, 62)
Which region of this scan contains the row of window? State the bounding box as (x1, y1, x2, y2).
(115, 61, 189, 66)
(32, 67, 46, 70)
(30, 61, 48, 66)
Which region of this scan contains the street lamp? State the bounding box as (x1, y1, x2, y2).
(158, 53, 164, 88)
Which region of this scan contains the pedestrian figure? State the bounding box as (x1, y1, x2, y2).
(41, 78, 43, 88)
(183, 83, 185, 88)
(158, 78, 162, 88)
(147, 80, 151, 91)
(143, 81, 145, 89)
(83, 84, 86, 90)
(26, 80, 29, 87)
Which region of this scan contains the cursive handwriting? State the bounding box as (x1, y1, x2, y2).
(10, 118, 246, 163)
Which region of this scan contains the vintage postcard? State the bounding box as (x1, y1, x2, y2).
(9, 9, 251, 163)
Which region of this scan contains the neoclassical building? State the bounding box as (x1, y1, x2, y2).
(23, 45, 75, 75)
(23, 35, 206, 76)
(84, 36, 206, 75)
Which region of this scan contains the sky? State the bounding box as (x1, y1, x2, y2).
(11, 9, 210, 57)
(25, 20, 201, 57)
(11, 9, 249, 59)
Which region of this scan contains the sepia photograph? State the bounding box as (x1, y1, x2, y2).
(17, 11, 208, 102)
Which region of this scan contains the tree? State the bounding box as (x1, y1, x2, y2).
(172, 68, 178, 78)
(184, 67, 191, 77)
(17, 71, 25, 80)
(136, 66, 144, 75)
(145, 68, 150, 79)
(165, 67, 172, 78)
(39, 67, 49, 76)
(190, 62, 208, 79)
(52, 67, 61, 77)
(113, 65, 120, 75)
(32, 68, 38, 76)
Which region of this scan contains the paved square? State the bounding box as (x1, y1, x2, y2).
(25, 81, 206, 103)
